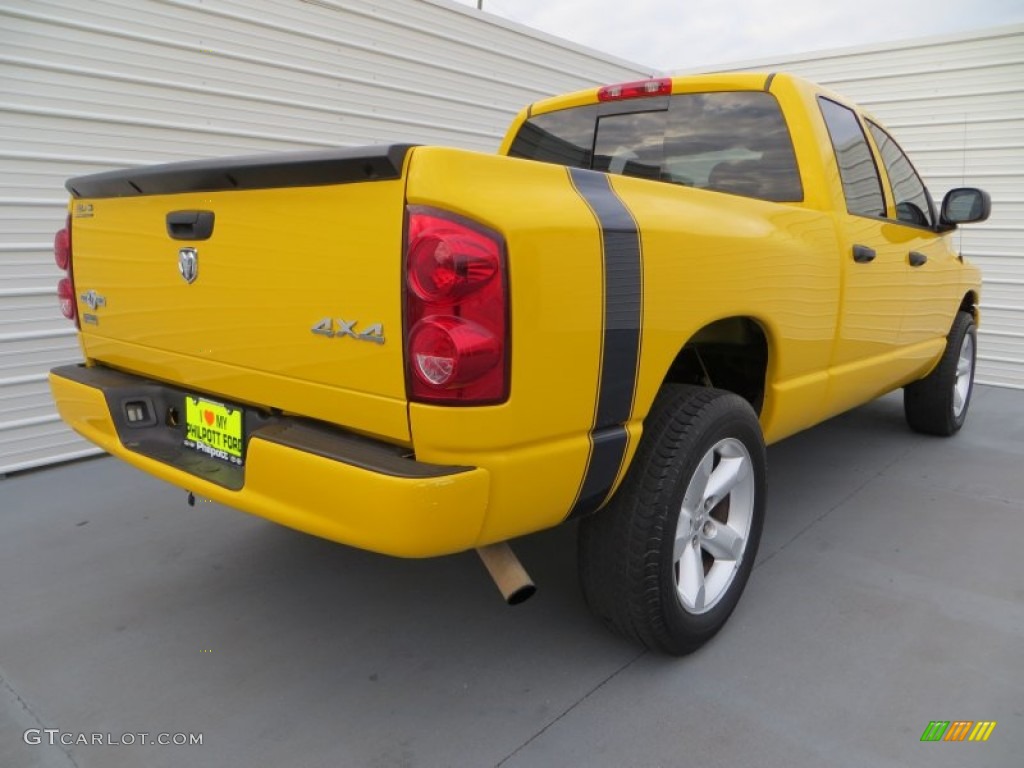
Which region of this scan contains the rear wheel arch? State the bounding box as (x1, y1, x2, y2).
(656, 317, 771, 416)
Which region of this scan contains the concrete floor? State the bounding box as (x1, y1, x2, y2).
(2, 386, 1022, 768)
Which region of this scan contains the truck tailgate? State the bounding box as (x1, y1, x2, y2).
(66, 146, 414, 443)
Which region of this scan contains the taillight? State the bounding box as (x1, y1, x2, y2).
(54, 226, 70, 270)
(597, 77, 672, 102)
(408, 231, 498, 302)
(404, 208, 508, 404)
(54, 215, 78, 325)
(57, 277, 76, 320)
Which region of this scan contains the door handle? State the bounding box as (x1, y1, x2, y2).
(852, 244, 876, 263)
(166, 211, 215, 241)
(908, 251, 928, 267)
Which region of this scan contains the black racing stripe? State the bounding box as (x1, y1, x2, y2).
(567, 168, 643, 518)
(571, 426, 629, 516)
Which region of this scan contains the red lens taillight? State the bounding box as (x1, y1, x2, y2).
(408, 232, 499, 302)
(597, 77, 672, 102)
(409, 316, 502, 388)
(54, 215, 78, 325)
(57, 277, 76, 320)
(54, 226, 70, 270)
(404, 208, 508, 404)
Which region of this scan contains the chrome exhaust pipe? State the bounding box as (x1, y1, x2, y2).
(476, 542, 536, 605)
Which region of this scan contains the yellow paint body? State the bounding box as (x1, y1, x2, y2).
(51, 74, 981, 556)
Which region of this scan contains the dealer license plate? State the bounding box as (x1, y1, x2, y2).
(184, 396, 245, 466)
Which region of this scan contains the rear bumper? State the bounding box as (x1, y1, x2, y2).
(49, 364, 490, 557)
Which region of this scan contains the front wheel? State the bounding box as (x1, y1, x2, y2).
(904, 311, 977, 436)
(578, 385, 766, 656)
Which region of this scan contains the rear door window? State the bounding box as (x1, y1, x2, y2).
(818, 97, 886, 218)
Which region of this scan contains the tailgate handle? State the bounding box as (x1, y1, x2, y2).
(166, 211, 215, 241)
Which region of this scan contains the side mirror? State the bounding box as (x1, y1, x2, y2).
(940, 187, 991, 228)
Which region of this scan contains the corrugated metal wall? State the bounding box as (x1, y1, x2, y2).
(0, 0, 650, 475)
(707, 25, 1024, 389)
(3, 7, 1020, 474)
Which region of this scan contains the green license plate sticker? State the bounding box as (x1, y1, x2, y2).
(184, 397, 244, 466)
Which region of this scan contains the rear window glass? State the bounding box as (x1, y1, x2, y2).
(508, 105, 596, 169)
(592, 111, 668, 180)
(508, 91, 803, 203)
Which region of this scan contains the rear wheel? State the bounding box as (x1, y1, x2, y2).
(904, 311, 977, 436)
(578, 385, 766, 656)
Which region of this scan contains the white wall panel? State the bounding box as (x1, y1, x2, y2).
(700, 25, 1024, 389)
(6, 2, 1017, 477)
(0, 0, 650, 474)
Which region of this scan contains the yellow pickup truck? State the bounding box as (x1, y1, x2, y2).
(50, 73, 989, 654)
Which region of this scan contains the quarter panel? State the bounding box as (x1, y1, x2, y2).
(610, 173, 842, 444)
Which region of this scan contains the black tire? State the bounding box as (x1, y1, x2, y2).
(578, 385, 766, 656)
(904, 311, 977, 436)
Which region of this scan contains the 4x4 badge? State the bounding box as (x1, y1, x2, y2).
(178, 247, 198, 284)
(311, 318, 385, 345)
